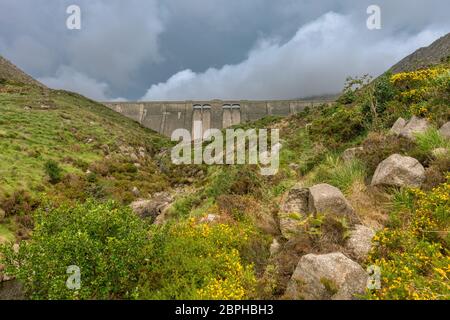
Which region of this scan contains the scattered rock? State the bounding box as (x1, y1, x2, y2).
(23, 106, 32, 111)
(130, 192, 174, 222)
(101, 144, 110, 155)
(371, 154, 425, 188)
(285, 252, 368, 300)
(270, 239, 281, 256)
(439, 122, 450, 139)
(138, 147, 146, 158)
(40, 104, 50, 110)
(432, 147, 448, 159)
(399, 116, 430, 140)
(133, 162, 142, 168)
(342, 147, 364, 163)
(200, 214, 218, 224)
(131, 187, 140, 197)
(281, 185, 310, 214)
(278, 185, 310, 239)
(345, 225, 375, 262)
(130, 153, 139, 162)
(390, 117, 407, 135)
(308, 184, 355, 218)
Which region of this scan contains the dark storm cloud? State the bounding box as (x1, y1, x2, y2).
(0, 0, 449, 100)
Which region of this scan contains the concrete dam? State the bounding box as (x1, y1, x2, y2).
(104, 99, 333, 139)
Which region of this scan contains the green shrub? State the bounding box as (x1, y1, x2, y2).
(44, 160, 63, 184)
(137, 219, 257, 300)
(206, 166, 263, 199)
(365, 176, 450, 300)
(310, 105, 365, 148)
(0, 200, 148, 299)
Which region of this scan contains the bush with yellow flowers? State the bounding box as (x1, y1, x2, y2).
(390, 67, 449, 103)
(365, 175, 450, 300)
(409, 102, 429, 117)
(136, 217, 258, 300)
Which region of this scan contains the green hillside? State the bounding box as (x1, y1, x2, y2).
(0, 57, 449, 300)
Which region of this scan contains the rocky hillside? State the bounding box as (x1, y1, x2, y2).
(0, 56, 45, 88)
(0, 49, 449, 300)
(390, 32, 450, 73)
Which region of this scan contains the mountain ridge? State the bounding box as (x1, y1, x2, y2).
(0, 56, 45, 88)
(389, 32, 450, 73)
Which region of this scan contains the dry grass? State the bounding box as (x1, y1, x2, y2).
(346, 180, 390, 230)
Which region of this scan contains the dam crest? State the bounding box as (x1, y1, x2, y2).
(105, 99, 334, 138)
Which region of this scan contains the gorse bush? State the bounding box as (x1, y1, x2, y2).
(0, 200, 148, 299)
(366, 176, 450, 300)
(137, 218, 257, 300)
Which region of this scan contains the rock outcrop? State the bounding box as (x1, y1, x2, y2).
(345, 225, 375, 262)
(308, 184, 355, 218)
(285, 252, 368, 300)
(389, 33, 450, 74)
(390, 116, 430, 140)
(439, 122, 450, 139)
(371, 154, 425, 188)
(278, 183, 355, 239)
(390, 118, 407, 135)
(278, 185, 310, 239)
(130, 191, 174, 222)
(342, 147, 364, 163)
(432, 147, 448, 159)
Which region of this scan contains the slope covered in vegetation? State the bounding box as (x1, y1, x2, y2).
(1, 57, 449, 300)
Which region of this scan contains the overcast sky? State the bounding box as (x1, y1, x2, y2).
(1, 0, 449, 101)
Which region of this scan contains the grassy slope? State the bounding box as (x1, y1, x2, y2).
(0, 60, 448, 299)
(0, 82, 174, 198)
(0, 80, 204, 243)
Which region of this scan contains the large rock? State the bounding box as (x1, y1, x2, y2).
(432, 147, 448, 159)
(285, 252, 368, 300)
(308, 184, 355, 218)
(345, 225, 375, 261)
(390, 117, 407, 135)
(439, 122, 450, 139)
(278, 185, 310, 239)
(399, 116, 430, 140)
(130, 192, 174, 222)
(342, 147, 363, 163)
(371, 154, 425, 188)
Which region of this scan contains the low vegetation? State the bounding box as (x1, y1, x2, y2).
(0, 60, 449, 300)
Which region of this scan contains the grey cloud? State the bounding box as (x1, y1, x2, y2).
(0, 1, 449, 100)
(141, 12, 447, 100)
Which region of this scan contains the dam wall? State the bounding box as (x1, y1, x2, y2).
(104, 99, 333, 138)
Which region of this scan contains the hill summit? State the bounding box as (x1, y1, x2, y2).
(0, 56, 45, 87)
(390, 32, 450, 73)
